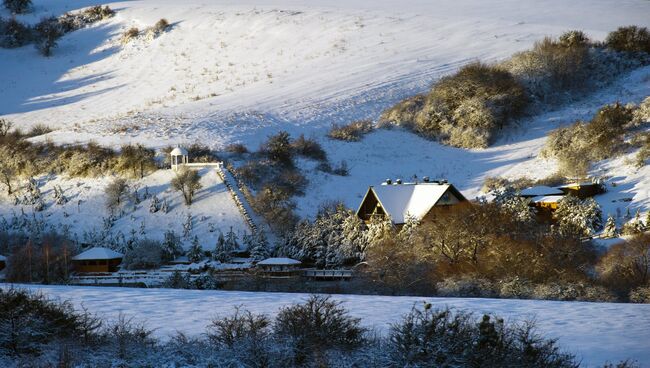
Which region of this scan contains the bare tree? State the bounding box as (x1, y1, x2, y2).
(171, 168, 202, 205)
(0, 146, 18, 195)
(105, 177, 129, 213)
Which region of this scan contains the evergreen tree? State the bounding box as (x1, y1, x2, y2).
(162, 230, 183, 261)
(213, 231, 231, 263)
(149, 195, 159, 213)
(187, 236, 203, 263)
(250, 230, 270, 261)
(554, 196, 603, 236)
(224, 226, 239, 251)
(161, 197, 169, 213)
(603, 214, 617, 238)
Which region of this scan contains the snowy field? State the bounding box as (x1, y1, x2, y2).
(5, 284, 650, 367)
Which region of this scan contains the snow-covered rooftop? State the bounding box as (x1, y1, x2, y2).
(532, 195, 565, 204)
(257, 257, 301, 266)
(370, 183, 458, 224)
(0, 254, 6, 261)
(520, 186, 564, 197)
(72, 247, 124, 261)
(170, 147, 188, 156)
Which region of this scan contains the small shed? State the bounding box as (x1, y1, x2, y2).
(256, 257, 301, 277)
(0, 254, 6, 271)
(170, 146, 189, 171)
(72, 247, 123, 273)
(519, 186, 564, 198)
(557, 182, 604, 199)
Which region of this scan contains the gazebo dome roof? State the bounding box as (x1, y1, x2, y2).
(170, 147, 188, 156)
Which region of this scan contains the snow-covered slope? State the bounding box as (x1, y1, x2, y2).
(1, 0, 649, 226)
(0, 168, 250, 249)
(10, 284, 650, 367)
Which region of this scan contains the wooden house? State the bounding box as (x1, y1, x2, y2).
(0, 254, 6, 271)
(530, 195, 564, 222)
(72, 247, 124, 273)
(356, 179, 467, 226)
(256, 257, 301, 277)
(557, 182, 605, 199)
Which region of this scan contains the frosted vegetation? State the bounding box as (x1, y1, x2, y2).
(3, 288, 638, 368)
(380, 28, 650, 148)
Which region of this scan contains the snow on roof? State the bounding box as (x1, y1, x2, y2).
(532, 195, 565, 203)
(0, 254, 6, 261)
(72, 247, 124, 261)
(520, 186, 564, 197)
(370, 183, 455, 224)
(558, 182, 598, 188)
(170, 147, 188, 156)
(257, 257, 301, 266)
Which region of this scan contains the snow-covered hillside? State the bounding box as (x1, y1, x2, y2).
(1, 0, 650, 227)
(0, 167, 250, 249)
(10, 284, 650, 367)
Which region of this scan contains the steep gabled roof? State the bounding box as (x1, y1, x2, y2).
(72, 247, 124, 261)
(361, 183, 466, 224)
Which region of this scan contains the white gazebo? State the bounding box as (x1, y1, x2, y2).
(170, 146, 189, 171)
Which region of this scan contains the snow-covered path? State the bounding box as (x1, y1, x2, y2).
(6, 284, 650, 367)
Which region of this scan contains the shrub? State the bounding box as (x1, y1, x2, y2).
(382, 62, 527, 148)
(291, 134, 326, 161)
(498, 277, 534, 299)
(250, 185, 298, 235)
(153, 18, 169, 34)
(26, 123, 52, 137)
(505, 33, 591, 101)
(597, 233, 650, 294)
(3, 0, 31, 14)
(34, 17, 63, 56)
(0, 18, 32, 48)
(435, 276, 498, 298)
(225, 143, 248, 155)
(114, 144, 156, 179)
(260, 131, 294, 166)
(0, 288, 93, 356)
(328, 120, 373, 142)
(82, 5, 115, 23)
(606, 26, 650, 54)
(122, 239, 164, 270)
(187, 143, 216, 163)
(171, 168, 202, 205)
(629, 286, 650, 303)
(121, 27, 139, 43)
(388, 305, 579, 367)
(274, 295, 365, 366)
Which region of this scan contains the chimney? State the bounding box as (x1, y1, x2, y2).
(385, 179, 392, 185)
(396, 179, 402, 184)
(423, 176, 430, 183)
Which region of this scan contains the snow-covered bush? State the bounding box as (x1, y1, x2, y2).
(554, 196, 603, 236)
(225, 143, 249, 155)
(187, 236, 203, 263)
(0, 17, 31, 48)
(150, 18, 170, 37)
(121, 26, 139, 44)
(381, 62, 527, 148)
(629, 286, 650, 303)
(388, 305, 578, 367)
(532, 282, 616, 302)
(291, 134, 327, 161)
(435, 276, 497, 298)
(606, 26, 650, 54)
(327, 120, 373, 142)
(497, 277, 534, 299)
(260, 131, 294, 167)
(34, 17, 63, 56)
(275, 295, 366, 366)
(122, 239, 164, 270)
(2, 0, 31, 14)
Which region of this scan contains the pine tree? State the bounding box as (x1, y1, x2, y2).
(632, 209, 644, 233)
(224, 226, 239, 251)
(603, 214, 617, 238)
(161, 198, 169, 214)
(149, 195, 159, 213)
(162, 230, 182, 261)
(213, 231, 231, 263)
(250, 230, 270, 261)
(187, 236, 203, 263)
